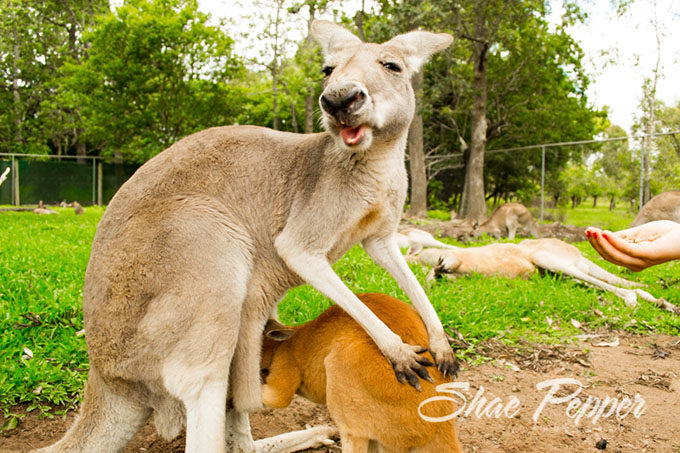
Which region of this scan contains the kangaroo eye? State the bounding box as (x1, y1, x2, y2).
(321, 66, 334, 77)
(382, 62, 402, 73)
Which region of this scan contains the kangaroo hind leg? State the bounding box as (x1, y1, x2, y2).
(34, 368, 151, 453)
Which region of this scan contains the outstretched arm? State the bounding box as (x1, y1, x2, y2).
(363, 233, 458, 377)
(586, 220, 680, 271)
(275, 233, 434, 390)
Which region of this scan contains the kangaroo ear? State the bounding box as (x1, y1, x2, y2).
(311, 20, 362, 58)
(384, 30, 453, 74)
(264, 319, 295, 342)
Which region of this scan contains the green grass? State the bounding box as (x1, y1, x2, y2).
(1, 205, 679, 418)
(542, 200, 636, 231)
(0, 207, 105, 420)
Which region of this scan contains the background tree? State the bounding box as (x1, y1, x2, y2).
(59, 0, 244, 162)
(0, 0, 106, 155)
(596, 125, 636, 210)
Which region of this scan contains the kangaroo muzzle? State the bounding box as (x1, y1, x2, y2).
(320, 81, 372, 147)
(321, 83, 366, 120)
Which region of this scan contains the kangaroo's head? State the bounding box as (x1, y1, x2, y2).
(311, 20, 452, 152)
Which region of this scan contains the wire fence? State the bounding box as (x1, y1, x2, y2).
(425, 130, 680, 222)
(0, 153, 139, 206)
(2, 130, 679, 210)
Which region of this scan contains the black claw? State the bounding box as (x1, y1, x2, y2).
(394, 369, 407, 385)
(406, 371, 422, 391)
(441, 359, 460, 379)
(414, 365, 434, 383)
(416, 356, 434, 367)
(415, 346, 429, 354)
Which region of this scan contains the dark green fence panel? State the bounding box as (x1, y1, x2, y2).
(0, 161, 10, 205)
(102, 163, 140, 205)
(0, 156, 140, 206)
(19, 159, 94, 205)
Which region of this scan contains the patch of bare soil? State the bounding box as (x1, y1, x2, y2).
(2, 333, 679, 452)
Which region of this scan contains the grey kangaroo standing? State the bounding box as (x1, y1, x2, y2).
(35, 21, 454, 453)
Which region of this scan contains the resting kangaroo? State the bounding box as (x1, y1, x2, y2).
(407, 237, 678, 313)
(630, 191, 680, 227)
(36, 21, 455, 453)
(261, 293, 465, 453)
(472, 202, 539, 240)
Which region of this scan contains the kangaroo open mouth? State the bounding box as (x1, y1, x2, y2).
(340, 125, 364, 146)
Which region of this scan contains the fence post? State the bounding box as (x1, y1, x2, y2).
(11, 155, 20, 206)
(92, 159, 96, 206)
(97, 161, 103, 206)
(540, 146, 545, 223)
(638, 137, 644, 211)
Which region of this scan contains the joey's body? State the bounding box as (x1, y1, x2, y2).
(37, 21, 455, 453)
(261, 293, 464, 453)
(473, 202, 538, 240)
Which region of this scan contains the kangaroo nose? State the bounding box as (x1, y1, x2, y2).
(320, 82, 366, 122)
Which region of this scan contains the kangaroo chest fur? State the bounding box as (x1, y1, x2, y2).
(83, 125, 407, 373)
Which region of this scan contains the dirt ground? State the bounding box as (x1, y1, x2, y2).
(2, 333, 678, 452)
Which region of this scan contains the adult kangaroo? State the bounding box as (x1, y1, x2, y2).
(630, 191, 680, 227)
(36, 21, 455, 453)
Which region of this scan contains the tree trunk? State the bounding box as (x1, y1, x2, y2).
(271, 0, 282, 131)
(458, 35, 489, 223)
(272, 60, 279, 130)
(642, 11, 662, 205)
(11, 14, 22, 147)
(76, 141, 86, 164)
(406, 69, 427, 218)
(304, 86, 314, 133)
(609, 196, 615, 211)
(592, 196, 597, 208)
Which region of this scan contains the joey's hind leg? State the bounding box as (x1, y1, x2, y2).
(225, 408, 255, 453)
(229, 289, 284, 450)
(339, 433, 371, 453)
(231, 289, 283, 413)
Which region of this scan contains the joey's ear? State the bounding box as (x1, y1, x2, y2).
(384, 31, 453, 74)
(311, 20, 362, 57)
(264, 319, 295, 342)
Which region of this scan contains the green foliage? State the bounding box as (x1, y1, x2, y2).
(649, 100, 680, 193)
(59, 0, 245, 161)
(364, 0, 605, 205)
(0, 0, 108, 154)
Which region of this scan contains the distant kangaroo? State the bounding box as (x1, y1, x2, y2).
(473, 202, 539, 240)
(261, 293, 465, 453)
(35, 21, 455, 453)
(631, 191, 680, 227)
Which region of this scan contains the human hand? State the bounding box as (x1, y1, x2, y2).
(585, 220, 680, 272)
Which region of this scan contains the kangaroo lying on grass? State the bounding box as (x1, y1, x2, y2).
(396, 226, 458, 254)
(631, 191, 680, 227)
(35, 21, 455, 453)
(407, 237, 679, 314)
(261, 293, 465, 453)
(472, 202, 539, 240)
